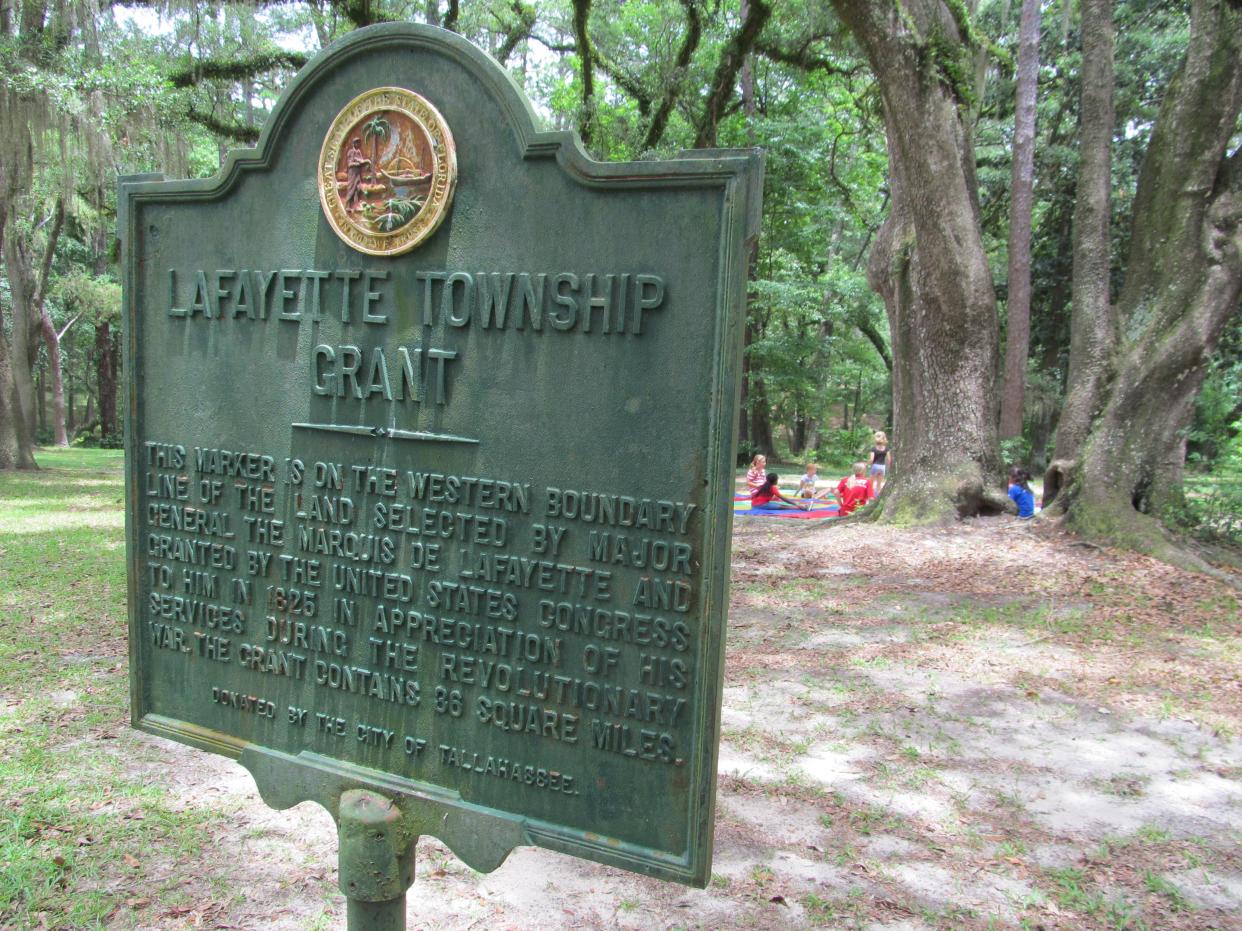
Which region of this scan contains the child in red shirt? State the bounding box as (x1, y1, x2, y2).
(751, 473, 807, 509)
(836, 462, 875, 515)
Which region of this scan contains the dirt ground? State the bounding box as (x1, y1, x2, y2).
(108, 515, 1242, 931)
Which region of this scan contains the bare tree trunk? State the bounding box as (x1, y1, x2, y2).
(791, 412, 810, 455)
(2, 223, 43, 463)
(1047, 0, 1115, 501)
(30, 200, 67, 444)
(749, 401, 775, 456)
(831, 0, 1004, 522)
(1058, 0, 1242, 559)
(738, 322, 752, 452)
(0, 330, 36, 468)
(36, 366, 45, 434)
(39, 318, 69, 445)
(0, 257, 38, 467)
(737, 0, 756, 456)
(96, 320, 118, 440)
(1028, 288, 1068, 472)
(0, 229, 39, 469)
(999, 0, 1041, 438)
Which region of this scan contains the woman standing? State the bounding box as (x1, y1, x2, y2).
(867, 431, 892, 494)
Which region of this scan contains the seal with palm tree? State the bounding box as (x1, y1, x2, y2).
(335, 108, 434, 233)
(319, 87, 458, 256)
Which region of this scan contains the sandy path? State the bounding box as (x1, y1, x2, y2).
(118, 517, 1242, 930)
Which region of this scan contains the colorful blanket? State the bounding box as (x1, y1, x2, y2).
(733, 492, 840, 519)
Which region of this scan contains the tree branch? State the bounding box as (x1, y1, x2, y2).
(110, 0, 288, 6)
(642, 0, 702, 150)
(693, 0, 771, 148)
(1220, 141, 1242, 196)
(33, 199, 65, 314)
(187, 108, 260, 144)
(57, 312, 83, 342)
(593, 49, 652, 115)
(167, 51, 310, 88)
(336, 0, 393, 28)
(494, 0, 537, 66)
(528, 32, 576, 55)
(828, 126, 860, 215)
(853, 310, 892, 371)
(571, 0, 595, 145)
(442, 0, 460, 32)
(754, 36, 858, 77)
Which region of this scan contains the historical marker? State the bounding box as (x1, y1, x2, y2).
(122, 23, 761, 922)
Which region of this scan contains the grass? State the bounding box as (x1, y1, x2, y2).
(802, 888, 868, 926)
(1142, 871, 1190, 912)
(0, 447, 222, 929)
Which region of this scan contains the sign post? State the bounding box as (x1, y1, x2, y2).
(122, 23, 761, 925)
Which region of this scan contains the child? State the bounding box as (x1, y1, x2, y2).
(751, 473, 807, 509)
(836, 462, 876, 516)
(868, 431, 892, 494)
(1008, 467, 1036, 519)
(745, 454, 768, 493)
(797, 462, 820, 500)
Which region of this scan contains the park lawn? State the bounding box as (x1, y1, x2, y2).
(1182, 465, 1242, 545)
(0, 448, 224, 930)
(1, 448, 1241, 930)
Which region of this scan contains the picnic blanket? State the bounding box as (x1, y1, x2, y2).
(733, 492, 840, 519)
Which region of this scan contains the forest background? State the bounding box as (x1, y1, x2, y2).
(1, 0, 1239, 558)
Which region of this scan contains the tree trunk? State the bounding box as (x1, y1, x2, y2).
(1057, 0, 1242, 558)
(738, 322, 752, 452)
(999, 0, 1041, 438)
(36, 366, 45, 434)
(96, 320, 118, 440)
(39, 318, 69, 446)
(1, 223, 40, 468)
(1029, 291, 1068, 472)
(736, 0, 757, 457)
(0, 330, 37, 468)
(749, 393, 775, 457)
(791, 411, 810, 455)
(851, 369, 863, 431)
(831, 0, 1004, 522)
(1048, 0, 1115, 495)
(25, 199, 66, 445)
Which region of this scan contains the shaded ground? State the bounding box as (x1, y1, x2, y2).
(2, 453, 1241, 929)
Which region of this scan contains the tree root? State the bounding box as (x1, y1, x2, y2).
(1049, 500, 1242, 590)
(1042, 458, 1075, 513)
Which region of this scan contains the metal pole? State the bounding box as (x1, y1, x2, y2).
(338, 790, 415, 931)
(346, 900, 406, 931)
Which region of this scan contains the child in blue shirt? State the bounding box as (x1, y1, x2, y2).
(1008, 467, 1036, 519)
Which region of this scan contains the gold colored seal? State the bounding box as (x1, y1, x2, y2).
(318, 87, 457, 256)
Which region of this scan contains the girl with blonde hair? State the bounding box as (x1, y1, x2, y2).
(745, 453, 768, 493)
(867, 431, 892, 494)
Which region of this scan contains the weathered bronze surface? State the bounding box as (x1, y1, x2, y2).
(122, 23, 761, 887)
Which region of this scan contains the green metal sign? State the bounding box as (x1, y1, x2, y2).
(122, 23, 761, 895)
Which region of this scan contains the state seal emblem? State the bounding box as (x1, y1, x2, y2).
(318, 87, 457, 256)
